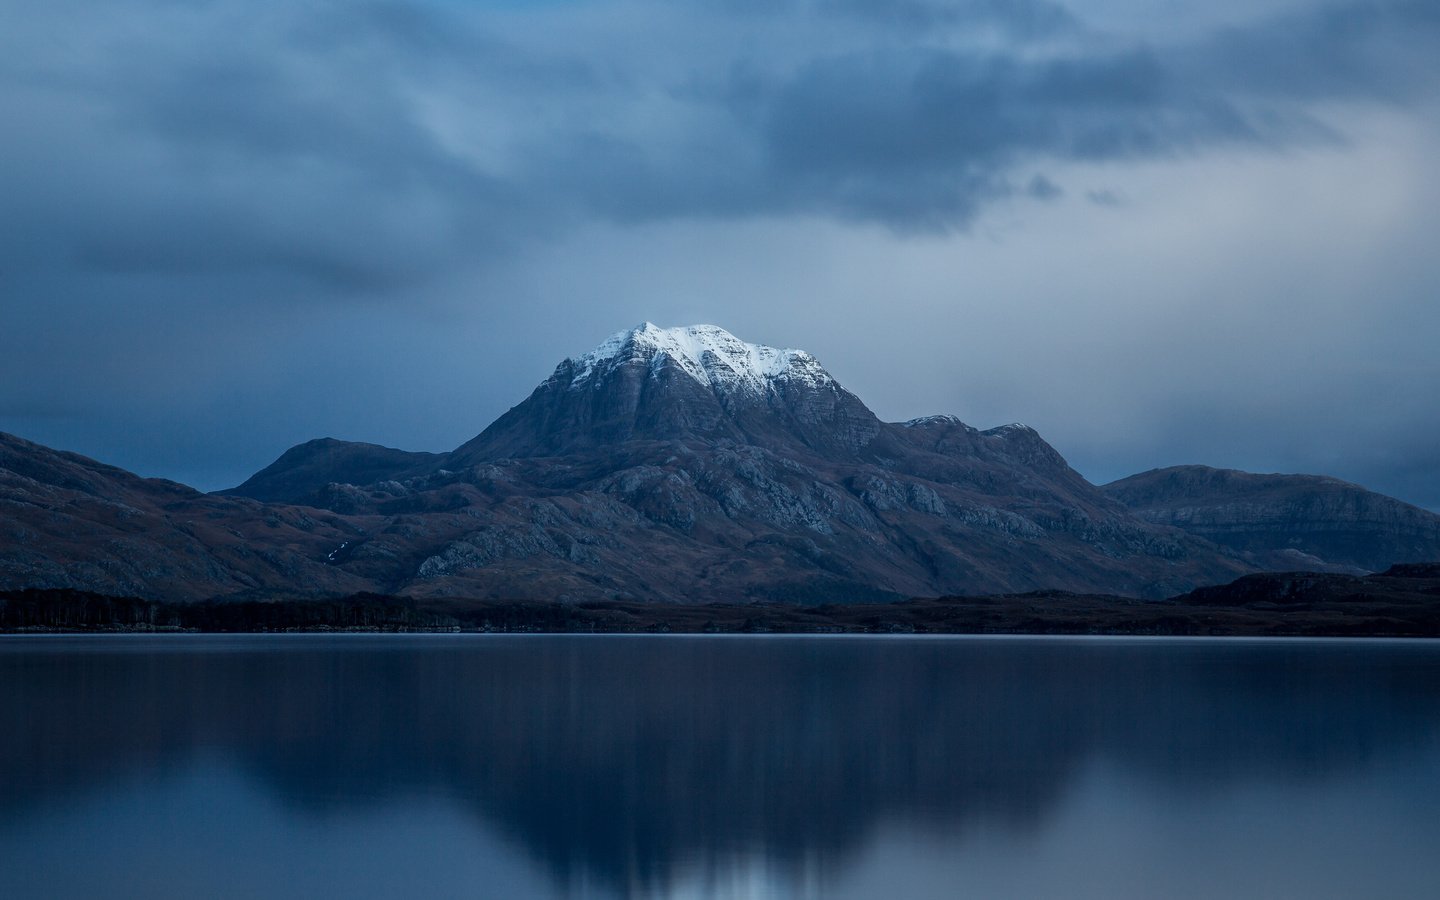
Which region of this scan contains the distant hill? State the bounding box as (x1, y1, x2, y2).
(1103, 466, 1440, 573)
(0, 432, 369, 600)
(219, 438, 439, 504)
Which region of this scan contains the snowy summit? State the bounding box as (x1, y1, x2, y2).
(565, 323, 834, 394)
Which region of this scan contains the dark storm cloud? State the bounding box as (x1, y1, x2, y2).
(0, 1, 554, 298)
(5, 0, 1434, 284)
(753, 47, 1252, 227)
(1196, 0, 1440, 101)
(497, 0, 1440, 230)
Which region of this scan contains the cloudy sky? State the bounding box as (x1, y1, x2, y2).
(3, 0, 1438, 507)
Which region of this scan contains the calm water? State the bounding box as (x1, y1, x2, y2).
(3, 636, 1440, 899)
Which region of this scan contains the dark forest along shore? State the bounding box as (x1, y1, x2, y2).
(5, 564, 1440, 636)
(4, 635, 1440, 899)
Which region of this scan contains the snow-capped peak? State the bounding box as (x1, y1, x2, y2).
(903, 415, 965, 428)
(565, 323, 833, 394)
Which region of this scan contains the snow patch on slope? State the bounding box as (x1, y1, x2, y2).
(983, 423, 1035, 436)
(567, 323, 833, 394)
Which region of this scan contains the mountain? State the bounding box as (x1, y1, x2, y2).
(0, 432, 371, 600)
(1103, 465, 1440, 573)
(214, 323, 1253, 600)
(10, 323, 1431, 604)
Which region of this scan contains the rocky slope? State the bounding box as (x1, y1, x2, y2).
(0, 432, 373, 600)
(1103, 466, 1440, 573)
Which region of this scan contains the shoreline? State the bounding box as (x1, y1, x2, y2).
(5, 566, 1438, 638)
(4, 596, 1437, 639)
(5, 627, 1438, 638)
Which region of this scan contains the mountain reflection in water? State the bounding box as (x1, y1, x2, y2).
(3, 635, 1440, 899)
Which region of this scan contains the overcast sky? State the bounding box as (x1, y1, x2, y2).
(3, 0, 1438, 508)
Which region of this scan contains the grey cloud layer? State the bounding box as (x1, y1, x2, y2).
(5, 0, 1436, 290)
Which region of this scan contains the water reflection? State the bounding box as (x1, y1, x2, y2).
(3, 636, 1440, 898)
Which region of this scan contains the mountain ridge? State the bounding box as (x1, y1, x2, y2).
(4, 324, 1437, 602)
(1103, 464, 1440, 573)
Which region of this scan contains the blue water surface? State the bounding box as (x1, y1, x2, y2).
(3, 634, 1439, 899)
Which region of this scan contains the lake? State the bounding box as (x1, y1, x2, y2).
(2, 635, 1439, 898)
